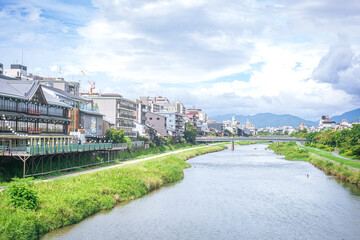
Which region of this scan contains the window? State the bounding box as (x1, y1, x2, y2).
(17, 121, 27, 132)
(150, 117, 152, 120)
(157, 118, 160, 120)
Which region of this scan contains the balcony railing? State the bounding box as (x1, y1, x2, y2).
(28, 109, 42, 115)
(124, 131, 137, 137)
(118, 104, 136, 111)
(27, 128, 42, 134)
(117, 123, 136, 128)
(117, 114, 136, 120)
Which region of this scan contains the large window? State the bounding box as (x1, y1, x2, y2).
(48, 123, 55, 132)
(17, 121, 27, 132)
(2, 99, 17, 111)
(39, 123, 47, 132)
(48, 107, 63, 116)
(55, 124, 63, 133)
(18, 102, 27, 112)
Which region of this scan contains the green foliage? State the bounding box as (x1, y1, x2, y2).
(138, 136, 149, 142)
(184, 122, 196, 144)
(104, 128, 131, 144)
(7, 178, 38, 210)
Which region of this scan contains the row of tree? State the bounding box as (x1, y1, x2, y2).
(292, 125, 360, 157)
(104, 122, 197, 146)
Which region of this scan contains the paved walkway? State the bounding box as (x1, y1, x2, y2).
(331, 152, 360, 162)
(307, 152, 360, 172)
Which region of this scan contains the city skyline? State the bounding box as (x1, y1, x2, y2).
(1, 0, 360, 120)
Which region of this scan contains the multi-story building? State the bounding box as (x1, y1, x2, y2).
(0, 76, 71, 146)
(145, 111, 168, 137)
(4, 64, 28, 79)
(42, 86, 104, 142)
(185, 108, 207, 122)
(158, 111, 185, 138)
(319, 115, 336, 129)
(85, 93, 137, 139)
(140, 96, 162, 112)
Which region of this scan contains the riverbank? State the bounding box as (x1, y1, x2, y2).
(0, 145, 226, 240)
(236, 141, 269, 145)
(269, 142, 360, 186)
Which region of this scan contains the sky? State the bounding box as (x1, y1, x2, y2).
(0, 0, 360, 121)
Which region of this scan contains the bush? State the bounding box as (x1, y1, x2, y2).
(350, 145, 360, 157)
(7, 178, 39, 210)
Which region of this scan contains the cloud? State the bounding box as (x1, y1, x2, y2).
(1, 0, 359, 120)
(313, 39, 360, 96)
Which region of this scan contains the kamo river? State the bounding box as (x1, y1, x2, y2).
(43, 144, 360, 240)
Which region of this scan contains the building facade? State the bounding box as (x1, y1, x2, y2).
(0, 77, 71, 146)
(145, 111, 168, 136)
(86, 93, 137, 138)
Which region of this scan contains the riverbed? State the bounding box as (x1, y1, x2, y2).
(43, 144, 360, 240)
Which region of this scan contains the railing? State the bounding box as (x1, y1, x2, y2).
(28, 109, 42, 115)
(117, 114, 136, 120)
(124, 132, 137, 137)
(117, 123, 136, 128)
(1, 141, 145, 155)
(79, 105, 99, 112)
(118, 104, 136, 111)
(27, 128, 42, 134)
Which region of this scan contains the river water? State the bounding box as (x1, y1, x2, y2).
(43, 144, 360, 240)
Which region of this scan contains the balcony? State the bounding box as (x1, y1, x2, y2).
(118, 104, 136, 111)
(117, 123, 136, 128)
(27, 128, 42, 134)
(124, 131, 137, 137)
(117, 113, 136, 120)
(28, 109, 42, 115)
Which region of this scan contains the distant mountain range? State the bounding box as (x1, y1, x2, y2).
(210, 108, 360, 128)
(331, 108, 360, 123)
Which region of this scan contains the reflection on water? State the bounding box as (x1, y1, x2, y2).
(43, 144, 360, 240)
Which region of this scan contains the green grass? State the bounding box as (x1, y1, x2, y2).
(269, 142, 360, 187)
(0, 143, 205, 184)
(339, 153, 360, 160)
(0, 145, 226, 240)
(236, 141, 269, 145)
(303, 147, 360, 170)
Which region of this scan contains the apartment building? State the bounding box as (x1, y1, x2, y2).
(85, 93, 137, 139)
(158, 111, 185, 138)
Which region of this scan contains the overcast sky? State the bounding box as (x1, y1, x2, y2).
(1, 0, 359, 120)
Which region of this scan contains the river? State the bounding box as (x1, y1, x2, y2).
(43, 144, 360, 240)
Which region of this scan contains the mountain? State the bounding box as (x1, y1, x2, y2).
(331, 108, 360, 123)
(210, 113, 318, 128)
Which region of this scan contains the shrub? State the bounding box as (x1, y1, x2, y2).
(7, 178, 39, 210)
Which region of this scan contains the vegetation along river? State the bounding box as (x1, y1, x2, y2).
(43, 144, 360, 240)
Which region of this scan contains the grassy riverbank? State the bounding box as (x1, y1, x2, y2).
(236, 141, 269, 145)
(269, 142, 360, 186)
(0, 145, 226, 240)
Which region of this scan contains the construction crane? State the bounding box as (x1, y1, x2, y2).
(81, 70, 95, 96)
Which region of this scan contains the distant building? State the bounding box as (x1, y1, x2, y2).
(319, 115, 336, 129)
(85, 93, 137, 139)
(157, 111, 185, 138)
(145, 112, 168, 137)
(4, 64, 28, 79)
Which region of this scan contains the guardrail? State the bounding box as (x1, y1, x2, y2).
(0, 141, 145, 155)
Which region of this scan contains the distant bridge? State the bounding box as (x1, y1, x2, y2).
(196, 136, 308, 143)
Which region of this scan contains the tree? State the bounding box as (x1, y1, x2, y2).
(184, 122, 196, 144)
(104, 128, 131, 144)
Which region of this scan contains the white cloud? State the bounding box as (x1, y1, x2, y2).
(1, 0, 360, 119)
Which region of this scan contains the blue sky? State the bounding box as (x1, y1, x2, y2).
(1, 0, 360, 120)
